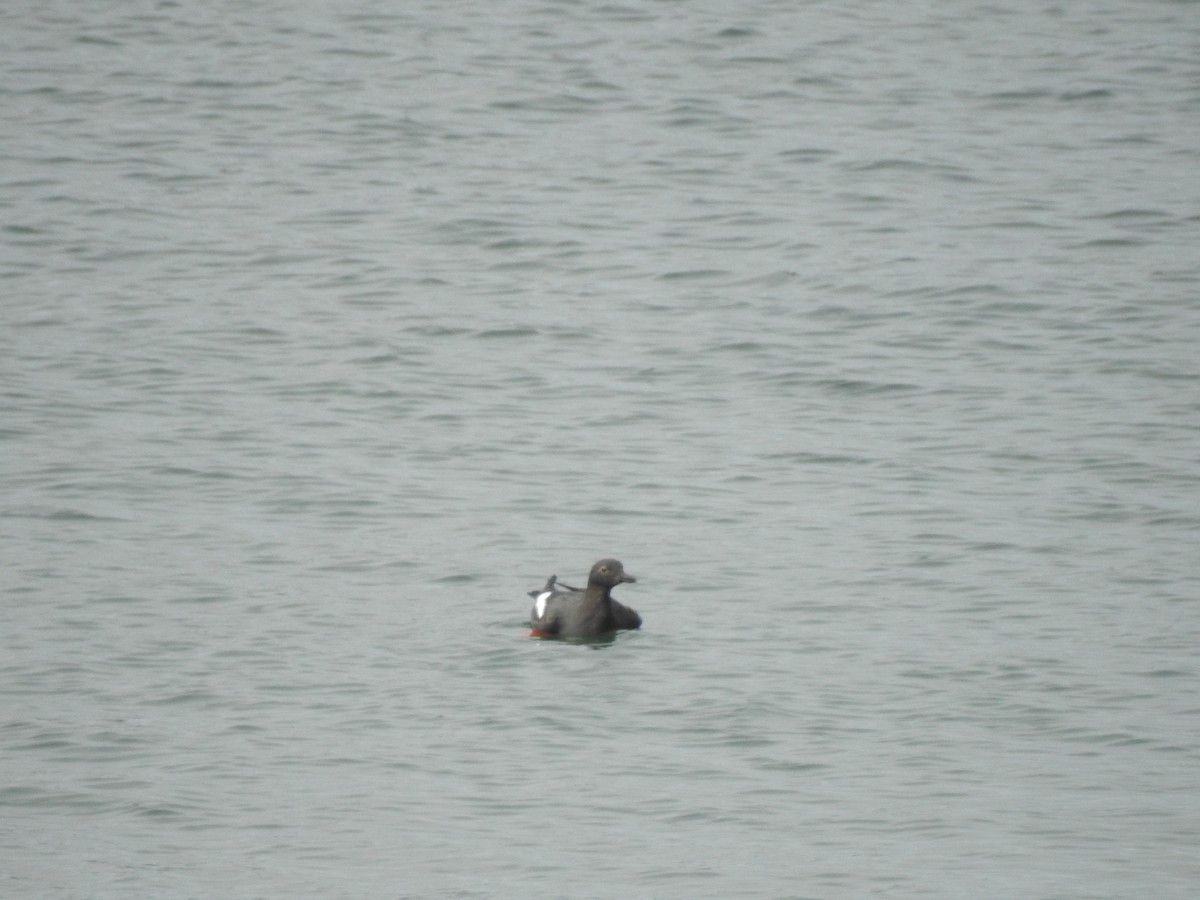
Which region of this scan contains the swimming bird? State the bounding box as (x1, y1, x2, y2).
(528, 559, 641, 638)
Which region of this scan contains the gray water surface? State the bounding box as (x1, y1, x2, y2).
(3, 1, 1199, 897)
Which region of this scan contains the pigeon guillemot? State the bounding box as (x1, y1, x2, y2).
(528, 559, 641, 638)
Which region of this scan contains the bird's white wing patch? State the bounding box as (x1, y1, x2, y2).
(535, 592, 551, 619)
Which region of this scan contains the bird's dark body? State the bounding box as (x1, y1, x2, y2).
(529, 559, 641, 638)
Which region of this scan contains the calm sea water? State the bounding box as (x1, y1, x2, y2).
(3, 0, 1199, 896)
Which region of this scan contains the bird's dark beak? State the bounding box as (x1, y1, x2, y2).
(620, 572, 637, 584)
